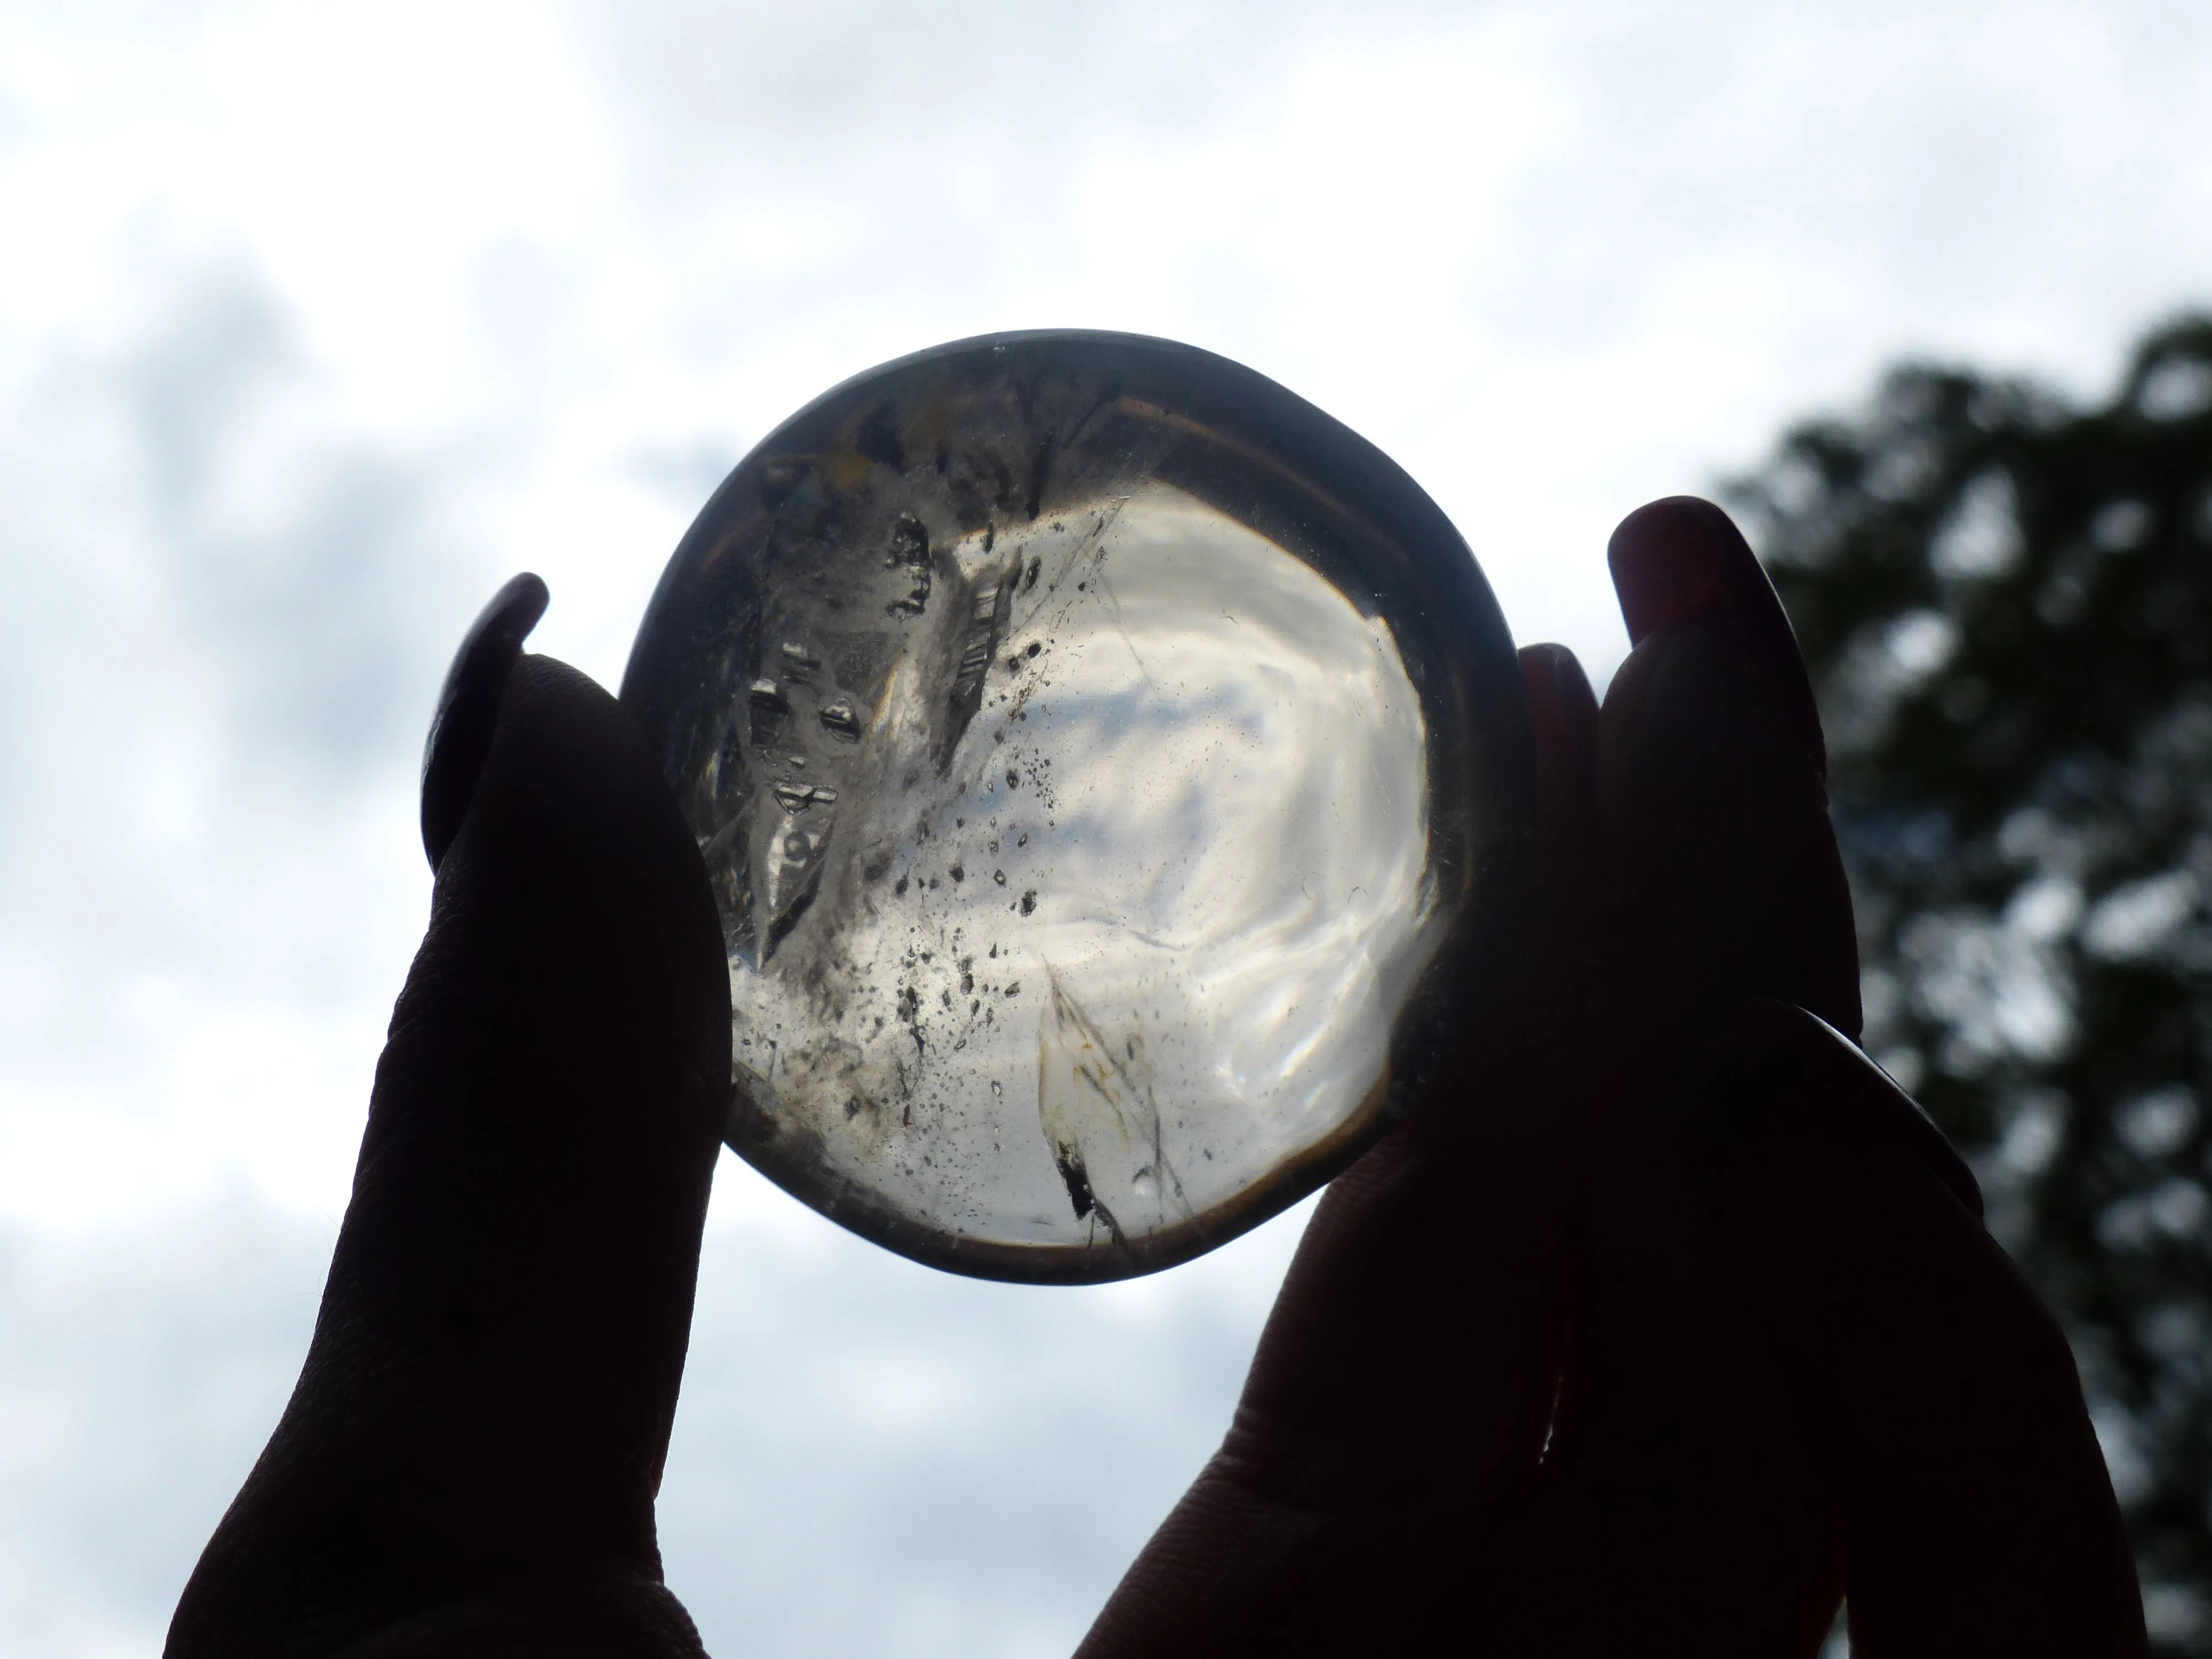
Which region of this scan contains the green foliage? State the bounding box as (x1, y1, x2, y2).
(1728, 315, 2212, 1653)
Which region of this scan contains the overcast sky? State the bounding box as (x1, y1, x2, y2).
(1, 2, 2208, 1653)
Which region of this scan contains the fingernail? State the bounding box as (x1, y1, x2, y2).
(1704, 997, 1984, 1219)
(1606, 496, 1731, 641)
(1520, 641, 1568, 749)
(421, 573, 550, 872)
(1519, 640, 1599, 754)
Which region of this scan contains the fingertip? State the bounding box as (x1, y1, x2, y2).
(1516, 641, 1602, 902)
(434, 650, 727, 1044)
(1606, 496, 1826, 780)
(1518, 641, 1598, 754)
(1606, 497, 1736, 643)
(382, 648, 732, 1219)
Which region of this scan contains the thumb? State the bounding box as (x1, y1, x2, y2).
(1710, 1001, 2144, 1658)
(167, 602, 729, 1656)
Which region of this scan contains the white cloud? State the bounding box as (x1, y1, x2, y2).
(661, 1178, 1298, 1658)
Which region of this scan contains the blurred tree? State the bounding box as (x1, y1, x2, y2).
(1728, 314, 2212, 1655)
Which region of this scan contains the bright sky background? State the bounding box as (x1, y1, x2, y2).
(0, 1, 2206, 1653)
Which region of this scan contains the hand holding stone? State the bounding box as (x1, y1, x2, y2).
(1078, 499, 2145, 1658)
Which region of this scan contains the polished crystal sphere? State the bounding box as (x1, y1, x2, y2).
(620, 331, 1531, 1281)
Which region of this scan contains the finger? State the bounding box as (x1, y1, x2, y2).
(1479, 498, 1869, 1654)
(1608, 496, 1825, 773)
(1600, 496, 1860, 1037)
(168, 634, 729, 1657)
(1710, 1001, 2146, 1659)
(1077, 643, 1605, 1657)
(1465, 641, 1608, 1049)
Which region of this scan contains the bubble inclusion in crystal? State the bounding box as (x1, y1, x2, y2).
(619, 331, 1530, 1283)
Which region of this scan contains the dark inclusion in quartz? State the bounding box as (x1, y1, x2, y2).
(620, 331, 1531, 1283)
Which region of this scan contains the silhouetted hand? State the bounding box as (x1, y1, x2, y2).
(1078, 499, 2147, 1658)
(163, 502, 2147, 1658)
(165, 582, 731, 1658)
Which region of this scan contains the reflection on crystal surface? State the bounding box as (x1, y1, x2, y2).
(623, 332, 1528, 1281)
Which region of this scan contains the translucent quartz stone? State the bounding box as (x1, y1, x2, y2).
(621, 332, 1530, 1281)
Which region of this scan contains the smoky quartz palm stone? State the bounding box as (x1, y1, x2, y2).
(621, 331, 1530, 1281)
